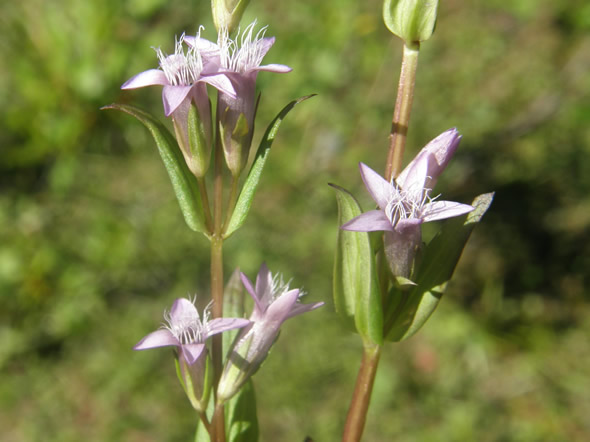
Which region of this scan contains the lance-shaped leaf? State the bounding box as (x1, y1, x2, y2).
(385, 192, 494, 342)
(223, 95, 315, 239)
(103, 104, 208, 235)
(331, 184, 384, 346)
(225, 380, 259, 442)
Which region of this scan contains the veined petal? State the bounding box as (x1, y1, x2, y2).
(241, 272, 265, 315)
(199, 73, 236, 98)
(122, 69, 168, 89)
(422, 200, 474, 222)
(341, 210, 394, 232)
(182, 342, 206, 365)
(183, 36, 220, 58)
(162, 85, 193, 116)
(256, 37, 276, 60)
(207, 317, 250, 337)
(359, 162, 394, 210)
(397, 150, 430, 192)
(134, 329, 179, 350)
(254, 263, 274, 308)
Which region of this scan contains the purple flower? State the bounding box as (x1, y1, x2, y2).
(217, 264, 323, 402)
(342, 129, 474, 277)
(186, 21, 291, 176)
(121, 33, 235, 176)
(134, 297, 249, 365)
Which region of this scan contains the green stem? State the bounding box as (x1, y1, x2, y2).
(385, 42, 420, 182)
(199, 412, 212, 438)
(342, 344, 382, 442)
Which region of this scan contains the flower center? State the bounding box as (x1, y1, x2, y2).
(385, 183, 435, 226)
(218, 21, 268, 74)
(163, 301, 211, 345)
(155, 34, 203, 86)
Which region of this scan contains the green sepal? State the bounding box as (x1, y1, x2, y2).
(383, 0, 438, 44)
(103, 104, 208, 236)
(188, 101, 212, 178)
(223, 95, 315, 239)
(385, 192, 494, 341)
(225, 379, 259, 442)
(174, 355, 212, 412)
(223, 268, 247, 351)
(331, 183, 384, 346)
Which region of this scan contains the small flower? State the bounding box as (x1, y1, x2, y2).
(342, 129, 474, 277)
(134, 297, 249, 411)
(185, 21, 291, 176)
(121, 32, 235, 177)
(217, 264, 323, 402)
(134, 297, 249, 364)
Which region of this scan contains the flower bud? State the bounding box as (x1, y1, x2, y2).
(175, 351, 212, 412)
(383, 0, 439, 45)
(212, 0, 251, 34)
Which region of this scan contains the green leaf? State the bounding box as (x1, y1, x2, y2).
(103, 103, 208, 236)
(385, 192, 494, 341)
(223, 95, 315, 239)
(225, 379, 259, 442)
(331, 184, 383, 346)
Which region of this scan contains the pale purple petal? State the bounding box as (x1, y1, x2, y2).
(264, 289, 300, 326)
(199, 74, 236, 98)
(255, 263, 274, 308)
(397, 150, 429, 192)
(398, 128, 461, 190)
(122, 69, 168, 89)
(134, 329, 179, 350)
(207, 317, 250, 337)
(183, 36, 219, 57)
(286, 300, 324, 320)
(182, 343, 206, 365)
(169, 297, 199, 323)
(162, 85, 192, 116)
(241, 272, 264, 314)
(422, 201, 474, 222)
(257, 37, 275, 60)
(251, 64, 292, 73)
(395, 217, 423, 234)
(341, 210, 394, 232)
(359, 162, 393, 210)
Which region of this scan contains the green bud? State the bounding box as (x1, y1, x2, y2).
(219, 111, 251, 177)
(212, 0, 251, 34)
(174, 353, 213, 412)
(383, 0, 439, 44)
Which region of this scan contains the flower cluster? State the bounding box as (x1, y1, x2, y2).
(121, 22, 290, 177)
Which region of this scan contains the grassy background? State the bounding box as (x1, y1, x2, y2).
(1, 0, 590, 440)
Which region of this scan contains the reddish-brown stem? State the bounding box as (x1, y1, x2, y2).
(342, 344, 382, 442)
(385, 42, 420, 182)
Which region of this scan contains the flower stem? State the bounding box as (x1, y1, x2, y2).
(342, 343, 382, 442)
(212, 402, 227, 442)
(385, 42, 420, 182)
(199, 412, 212, 437)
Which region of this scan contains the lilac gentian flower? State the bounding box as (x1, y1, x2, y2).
(217, 263, 323, 402)
(342, 129, 474, 278)
(135, 297, 249, 410)
(121, 33, 235, 177)
(186, 21, 291, 176)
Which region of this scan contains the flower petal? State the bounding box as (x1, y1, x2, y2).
(241, 272, 265, 314)
(257, 37, 276, 60)
(422, 200, 474, 222)
(183, 36, 220, 59)
(341, 210, 394, 232)
(264, 288, 300, 326)
(182, 343, 206, 365)
(121, 69, 168, 89)
(396, 149, 429, 192)
(252, 64, 292, 74)
(162, 85, 193, 116)
(395, 217, 423, 234)
(285, 300, 324, 320)
(169, 298, 199, 324)
(359, 162, 394, 210)
(200, 74, 236, 98)
(134, 329, 179, 350)
(255, 263, 274, 308)
(207, 317, 251, 337)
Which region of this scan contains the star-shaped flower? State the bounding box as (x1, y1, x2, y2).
(134, 297, 249, 365)
(217, 264, 323, 402)
(341, 129, 474, 277)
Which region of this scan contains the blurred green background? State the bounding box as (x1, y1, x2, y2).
(2, 0, 590, 440)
